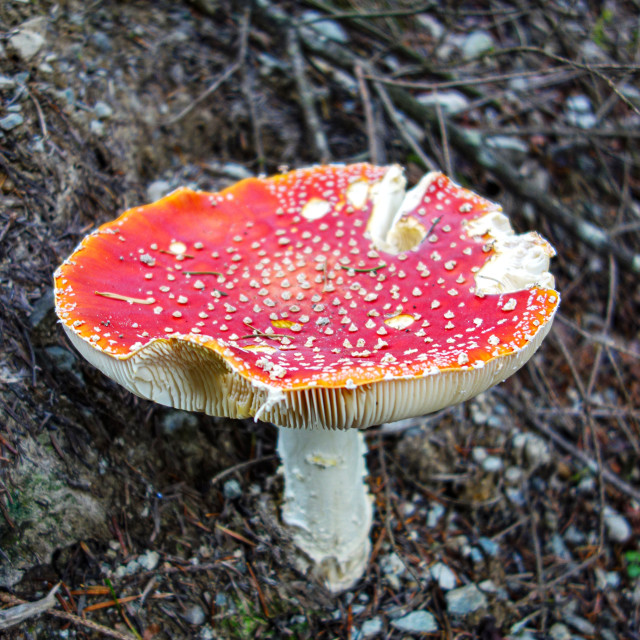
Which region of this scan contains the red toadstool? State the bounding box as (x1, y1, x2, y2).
(54, 164, 559, 591)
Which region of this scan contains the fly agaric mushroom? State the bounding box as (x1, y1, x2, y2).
(54, 164, 559, 592)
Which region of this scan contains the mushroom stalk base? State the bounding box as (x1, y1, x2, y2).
(277, 426, 373, 592)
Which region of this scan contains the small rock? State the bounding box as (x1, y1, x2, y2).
(9, 29, 45, 61)
(485, 136, 530, 163)
(0, 76, 17, 90)
(462, 31, 494, 58)
(416, 90, 469, 115)
(380, 552, 405, 577)
(550, 533, 573, 562)
(504, 466, 523, 484)
(44, 346, 79, 374)
(391, 610, 439, 633)
(445, 583, 488, 616)
(482, 455, 503, 472)
(565, 94, 597, 129)
(199, 625, 216, 640)
(147, 179, 173, 203)
(301, 11, 349, 43)
(430, 562, 457, 590)
(221, 162, 253, 180)
(184, 604, 206, 626)
(380, 552, 404, 590)
(90, 31, 113, 53)
(577, 475, 596, 493)
(223, 479, 242, 500)
(512, 433, 551, 470)
(548, 622, 571, 640)
(0, 113, 24, 131)
(563, 524, 586, 545)
(505, 487, 526, 507)
(89, 120, 105, 136)
(416, 15, 444, 39)
(160, 409, 198, 433)
(603, 506, 632, 543)
(472, 447, 487, 463)
(426, 502, 445, 528)
(477, 537, 499, 557)
(138, 549, 160, 571)
(595, 567, 620, 590)
(564, 613, 596, 636)
(94, 101, 113, 120)
(359, 617, 383, 637)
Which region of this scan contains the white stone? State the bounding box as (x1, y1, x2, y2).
(430, 562, 457, 590)
(9, 29, 45, 61)
(603, 506, 632, 543)
(416, 91, 470, 115)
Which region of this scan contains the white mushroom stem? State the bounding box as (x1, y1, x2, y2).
(277, 426, 373, 592)
(368, 166, 438, 253)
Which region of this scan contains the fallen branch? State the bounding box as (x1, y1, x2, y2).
(0, 585, 136, 639)
(163, 9, 250, 126)
(287, 26, 331, 162)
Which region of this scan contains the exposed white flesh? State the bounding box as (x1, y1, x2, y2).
(277, 426, 373, 592)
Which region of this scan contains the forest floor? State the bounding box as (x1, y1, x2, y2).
(1, 1, 640, 638)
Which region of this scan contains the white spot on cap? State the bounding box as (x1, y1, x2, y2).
(301, 198, 332, 221)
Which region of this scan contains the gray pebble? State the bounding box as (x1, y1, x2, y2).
(430, 562, 457, 590)
(462, 31, 494, 58)
(477, 537, 499, 557)
(0, 75, 17, 90)
(550, 533, 573, 562)
(563, 524, 586, 545)
(147, 179, 173, 203)
(445, 583, 488, 616)
(138, 549, 160, 571)
(564, 613, 596, 636)
(391, 610, 439, 633)
(548, 622, 571, 640)
(9, 29, 45, 61)
(512, 433, 550, 470)
(380, 552, 405, 577)
(89, 120, 105, 136)
(482, 455, 503, 472)
(416, 90, 469, 115)
(0, 113, 24, 131)
(604, 506, 632, 543)
(505, 487, 526, 507)
(91, 31, 113, 53)
(184, 604, 206, 625)
(301, 11, 349, 43)
(160, 409, 198, 433)
(223, 479, 242, 500)
(565, 94, 596, 129)
(358, 617, 383, 637)
(426, 502, 445, 528)
(94, 101, 113, 120)
(504, 466, 523, 484)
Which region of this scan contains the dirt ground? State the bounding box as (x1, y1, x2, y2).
(1, 1, 639, 638)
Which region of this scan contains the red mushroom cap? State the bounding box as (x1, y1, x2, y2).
(54, 164, 559, 428)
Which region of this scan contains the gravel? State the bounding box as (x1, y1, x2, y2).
(0, 113, 24, 131)
(8, 28, 45, 61)
(445, 583, 488, 616)
(430, 562, 457, 590)
(183, 604, 206, 625)
(391, 610, 439, 633)
(603, 506, 632, 543)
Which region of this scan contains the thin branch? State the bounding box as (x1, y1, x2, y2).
(372, 77, 438, 171)
(163, 9, 250, 126)
(355, 63, 382, 164)
(287, 27, 331, 162)
(0, 587, 136, 639)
